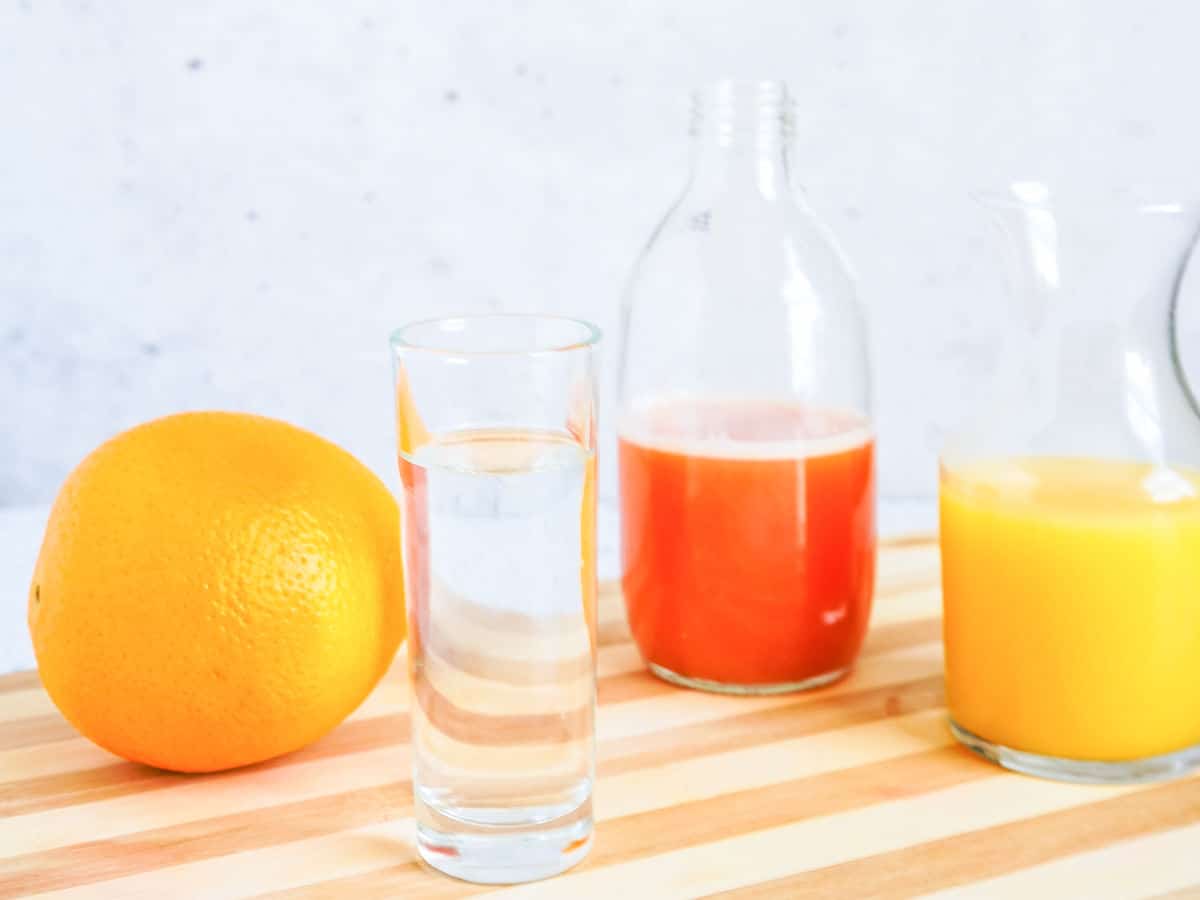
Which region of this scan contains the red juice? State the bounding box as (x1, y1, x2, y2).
(618, 397, 875, 690)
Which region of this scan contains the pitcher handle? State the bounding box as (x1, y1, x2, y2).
(1169, 222, 1200, 419)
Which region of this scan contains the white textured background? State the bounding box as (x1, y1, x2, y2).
(2, 0, 1199, 510)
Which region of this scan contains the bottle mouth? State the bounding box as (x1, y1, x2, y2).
(690, 79, 794, 143)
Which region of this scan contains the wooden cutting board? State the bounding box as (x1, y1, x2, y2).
(2, 536, 1199, 899)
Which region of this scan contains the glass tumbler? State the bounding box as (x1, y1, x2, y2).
(390, 315, 600, 883)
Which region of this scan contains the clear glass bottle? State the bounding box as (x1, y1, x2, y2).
(616, 80, 874, 695)
(941, 181, 1200, 783)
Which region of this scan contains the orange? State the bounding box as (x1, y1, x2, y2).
(28, 412, 405, 773)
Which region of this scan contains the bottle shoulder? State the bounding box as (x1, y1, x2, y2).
(623, 199, 861, 313)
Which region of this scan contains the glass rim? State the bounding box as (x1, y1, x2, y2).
(389, 313, 602, 357)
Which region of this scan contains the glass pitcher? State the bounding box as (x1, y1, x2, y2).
(940, 181, 1200, 783)
(617, 80, 874, 695)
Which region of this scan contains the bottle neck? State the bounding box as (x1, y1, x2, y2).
(688, 80, 794, 201)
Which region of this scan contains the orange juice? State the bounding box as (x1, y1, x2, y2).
(619, 397, 875, 689)
(941, 457, 1200, 761)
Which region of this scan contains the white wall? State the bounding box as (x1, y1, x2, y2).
(2, 0, 1198, 508)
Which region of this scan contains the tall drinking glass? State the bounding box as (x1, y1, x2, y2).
(390, 315, 600, 883)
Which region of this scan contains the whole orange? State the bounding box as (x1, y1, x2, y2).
(28, 412, 405, 773)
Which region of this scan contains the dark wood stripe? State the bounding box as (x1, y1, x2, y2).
(0, 714, 78, 751)
(600, 675, 946, 775)
(598, 616, 942, 709)
(0, 672, 40, 694)
(590, 747, 984, 869)
(0, 763, 181, 821)
(879, 533, 937, 549)
(597, 616, 632, 646)
(0, 615, 939, 773)
(0, 714, 408, 818)
(0, 782, 413, 898)
(0, 553, 960, 898)
(1152, 887, 1200, 900)
(0, 666, 942, 825)
(423, 635, 592, 686)
(257, 864, 483, 900)
(595, 669, 669, 705)
(258, 747, 982, 900)
(859, 616, 940, 656)
(0, 676, 947, 896)
(413, 676, 590, 748)
(875, 573, 940, 597)
(713, 775, 1200, 899)
(430, 579, 590, 638)
(414, 618, 944, 744)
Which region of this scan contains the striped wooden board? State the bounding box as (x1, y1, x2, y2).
(2, 536, 1198, 899)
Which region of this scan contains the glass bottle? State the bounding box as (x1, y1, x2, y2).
(616, 80, 874, 695)
(941, 181, 1200, 783)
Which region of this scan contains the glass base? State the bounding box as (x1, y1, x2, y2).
(648, 661, 849, 696)
(949, 719, 1200, 785)
(415, 794, 592, 885)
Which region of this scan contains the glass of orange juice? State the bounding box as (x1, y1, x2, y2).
(941, 183, 1200, 783)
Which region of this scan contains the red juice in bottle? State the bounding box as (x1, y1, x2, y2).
(618, 396, 875, 691)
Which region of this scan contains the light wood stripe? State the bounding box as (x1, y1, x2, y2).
(0, 675, 526, 788)
(593, 617, 941, 707)
(0, 715, 407, 818)
(3, 784, 412, 899)
(407, 698, 590, 782)
(868, 585, 942, 627)
(874, 540, 939, 584)
(476, 778, 1148, 899)
(595, 616, 631, 647)
(0, 632, 653, 785)
(595, 642, 943, 747)
(23, 820, 424, 900)
(0, 738, 120, 784)
(0, 745, 412, 860)
(588, 746, 985, 871)
(595, 642, 642, 678)
(257, 748, 983, 900)
(599, 674, 945, 777)
(0, 688, 58, 721)
(0, 679, 411, 785)
(0, 671, 41, 694)
(0, 668, 944, 895)
(0, 587, 933, 756)
(594, 707, 951, 821)
(858, 615, 940, 655)
(0, 714, 78, 752)
(5, 541, 1195, 899)
(18, 713, 950, 900)
(413, 659, 589, 744)
(716, 776, 1200, 898)
(0, 628, 940, 801)
(917, 822, 1200, 900)
(215, 684, 946, 900)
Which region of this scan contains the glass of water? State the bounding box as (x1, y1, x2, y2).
(390, 315, 600, 884)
